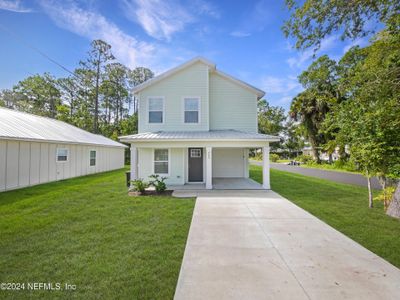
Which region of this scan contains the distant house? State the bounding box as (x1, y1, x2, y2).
(0, 108, 126, 192)
(119, 57, 279, 189)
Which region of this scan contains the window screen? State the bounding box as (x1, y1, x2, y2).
(154, 149, 168, 174)
(90, 150, 96, 166)
(56, 148, 68, 162)
(184, 98, 199, 123)
(148, 97, 163, 123)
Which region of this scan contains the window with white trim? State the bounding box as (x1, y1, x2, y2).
(56, 148, 68, 162)
(90, 150, 96, 166)
(184, 97, 199, 123)
(154, 149, 169, 174)
(148, 97, 164, 123)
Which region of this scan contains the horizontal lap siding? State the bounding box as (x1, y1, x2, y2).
(212, 148, 245, 177)
(209, 73, 258, 133)
(138, 62, 209, 133)
(0, 139, 125, 192)
(138, 148, 184, 185)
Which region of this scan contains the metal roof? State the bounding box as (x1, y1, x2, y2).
(119, 130, 280, 142)
(0, 108, 127, 148)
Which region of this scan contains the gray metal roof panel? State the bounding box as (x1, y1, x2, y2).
(0, 108, 127, 148)
(119, 130, 280, 142)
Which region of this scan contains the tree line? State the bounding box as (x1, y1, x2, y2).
(284, 0, 400, 215)
(0, 39, 154, 140)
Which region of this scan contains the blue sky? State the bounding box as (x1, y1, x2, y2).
(0, 0, 370, 111)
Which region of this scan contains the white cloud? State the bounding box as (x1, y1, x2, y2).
(261, 76, 301, 94)
(342, 37, 369, 53)
(230, 0, 270, 38)
(121, 0, 194, 41)
(191, 0, 220, 19)
(39, 0, 160, 70)
(0, 0, 31, 12)
(286, 35, 339, 69)
(278, 96, 293, 104)
(230, 30, 251, 38)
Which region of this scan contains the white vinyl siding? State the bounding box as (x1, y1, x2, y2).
(212, 148, 245, 177)
(138, 148, 184, 185)
(0, 140, 124, 192)
(138, 62, 209, 132)
(209, 73, 258, 132)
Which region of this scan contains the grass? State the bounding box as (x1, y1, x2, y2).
(250, 165, 400, 268)
(0, 169, 195, 299)
(300, 162, 361, 174)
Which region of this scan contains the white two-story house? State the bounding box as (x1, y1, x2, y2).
(119, 57, 279, 189)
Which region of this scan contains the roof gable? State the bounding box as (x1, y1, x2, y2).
(133, 56, 265, 98)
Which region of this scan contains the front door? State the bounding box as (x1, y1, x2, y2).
(188, 148, 203, 182)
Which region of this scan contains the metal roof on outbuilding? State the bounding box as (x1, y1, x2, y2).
(0, 107, 127, 148)
(119, 130, 280, 142)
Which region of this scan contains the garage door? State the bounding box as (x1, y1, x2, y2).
(212, 148, 244, 177)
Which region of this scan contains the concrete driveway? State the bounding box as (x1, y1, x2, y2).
(174, 190, 400, 300)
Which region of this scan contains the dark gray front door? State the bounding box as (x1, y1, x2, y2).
(188, 148, 203, 182)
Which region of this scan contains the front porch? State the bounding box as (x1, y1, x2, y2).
(168, 177, 263, 191)
(119, 130, 281, 191)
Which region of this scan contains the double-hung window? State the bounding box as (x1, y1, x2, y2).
(154, 149, 169, 175)
(90, 150, 96, 166)
(56, 148, 68, 162)
(148, 97, 164, 123)
(184, 97, 200, 123)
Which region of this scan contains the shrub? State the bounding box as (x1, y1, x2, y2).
(130, 179, 148, 193)
(149, 174, 167, 193)
(296, 154, 314, 164)
(374, 186, 396, 211)
(270, 153, 279, 162)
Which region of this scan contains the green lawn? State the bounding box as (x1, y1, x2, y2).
(250, 165, 400, 268)
(300, 162, 361, 174)
(0, 169, 195, 299)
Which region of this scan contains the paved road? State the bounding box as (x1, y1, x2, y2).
(174, 190, 400, 299)
(250, 160, 381, 189)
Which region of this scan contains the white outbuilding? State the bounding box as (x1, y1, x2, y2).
(0, 107, 127, 192)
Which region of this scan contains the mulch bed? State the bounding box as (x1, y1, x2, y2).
(128, 190, 173, 197)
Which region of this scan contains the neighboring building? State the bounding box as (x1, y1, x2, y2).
(119, 57, 279, 189)
(0, 108, 126, 192)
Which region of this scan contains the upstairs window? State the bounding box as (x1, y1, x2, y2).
(90, 150, 96, 166)
(184, 97, 199, 123)
(154, 149, 169, 175)
(148, 97, 164, 123)
(56, 148, 68, 162)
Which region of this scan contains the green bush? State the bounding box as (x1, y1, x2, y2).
(130, 179, 148, 193)
(270, 153, 279, 162)
(296, 154, 314, 164)
(149, 174, 167, 193)
(374, 186, 396, 211)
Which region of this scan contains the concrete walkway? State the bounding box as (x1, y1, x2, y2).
(174, 191, 400, 300)
(250, 160, 381, 189)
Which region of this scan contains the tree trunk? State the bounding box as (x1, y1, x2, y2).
(94, 52, 101, 133)
(366, 170, 373, 208)
(328, 153, 333, 164)
(387, 182, 400, 219)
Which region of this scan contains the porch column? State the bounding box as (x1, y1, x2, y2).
(262, 144, 270, 189)
(130, 145, 138, 184)
(206, 146, 212, 189)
